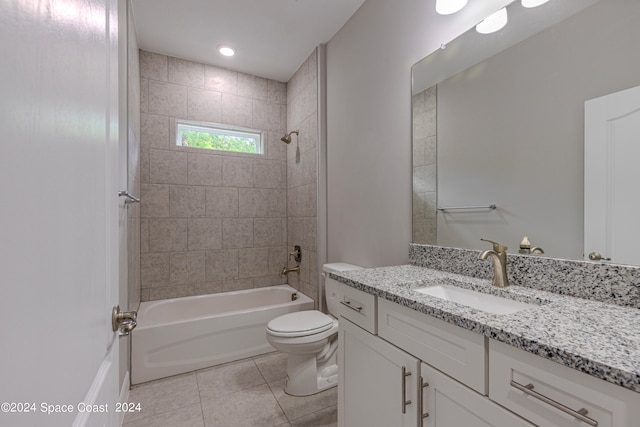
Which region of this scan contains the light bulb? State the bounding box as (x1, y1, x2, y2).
(476, 7, 508, 34)
(522, 0, 550, 8)
(435, 0, 468, 15)
(218, 45, 235, 57)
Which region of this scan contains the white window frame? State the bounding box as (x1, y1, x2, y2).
(175, 119, 263, 154)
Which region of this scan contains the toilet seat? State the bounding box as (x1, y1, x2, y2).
(266, 311, 334, 338)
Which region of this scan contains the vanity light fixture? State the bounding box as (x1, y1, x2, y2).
(435, 0, 468, 15)
(217, 44, 235, 57)
(476, 7, 508, 34)
(521, 0, 550, 8)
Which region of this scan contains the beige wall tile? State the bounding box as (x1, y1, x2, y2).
(148, 80, 187, 117)
(188, 218, 223, 250)
(254, 218, 284, 247)
(205, 249, 239, 280)
(205, 187, 238, 217)
(149, 149, 188, 184)
(188, 153, 223, 186)
(169, 185, 206, 217)
(264, 131, 288, 161)
(204, 65, 237, 94)
(140, 78, 149, 113)
(140, 51, 167, 82)
(141, 113, 170, 150)
(222, 156, 253, 187)
(268, 246, 287, 276)
(168, 57, 204, 88)
(148, 218, 188, 252)
(221, 93, 252, 128)
(239, 188, 286, 218)
(222, 278, 254, 292)
(140, 218, 149, 253)
(238, 73, 267, 101)
(254, 159, 285, 189)
(253, 99, 284, 132)
(169, 251, 206, 285)
(141, 183, 170, 218)
(238, 247, 269, 278)
(140, 149, 150, 183)
(187, 88, 222, 123)
(222, 218, 253, 248)
(267, 80, 287, 105)
(141, 252, 170, 288)
(148, 285, 192, 300)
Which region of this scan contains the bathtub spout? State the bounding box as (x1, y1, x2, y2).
(281, 265, 300, 276)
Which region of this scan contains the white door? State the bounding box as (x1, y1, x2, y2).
(0, 0, 122, 426)
(339, 319, 420, 427)
(584, 85, 640, 265)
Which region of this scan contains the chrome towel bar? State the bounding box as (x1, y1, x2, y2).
(118, 190, 140, 205)
(437, 204, 497, 212)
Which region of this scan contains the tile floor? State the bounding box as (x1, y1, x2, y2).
(122, 352, 337, 427)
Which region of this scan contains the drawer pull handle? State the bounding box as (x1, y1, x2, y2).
(340, 300, 363, 312)
(419, 376, 429, 426)
(402, 366, 412, 414)
(510, 380, 598, 427)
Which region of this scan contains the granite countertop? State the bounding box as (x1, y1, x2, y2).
(329, 264, 640, 393)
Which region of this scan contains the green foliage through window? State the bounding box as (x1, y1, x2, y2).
(176, 121, 262, 154)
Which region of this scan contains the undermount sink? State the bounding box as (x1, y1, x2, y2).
(415, 285, 536, 315)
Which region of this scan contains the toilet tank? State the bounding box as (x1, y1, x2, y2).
(322, 263, 363, 317)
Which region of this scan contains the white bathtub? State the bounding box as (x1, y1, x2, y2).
(131, 285, 313, 384)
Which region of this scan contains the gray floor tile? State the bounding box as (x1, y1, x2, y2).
(122, 403, 204, 427)
(268, 379, 338, 421)
(196, 358, 266, 401)
(290, 406, 337, 427)
(124, 372, 200, 423)
(253, 351, 288, 383)
(201, 383, 288, 427)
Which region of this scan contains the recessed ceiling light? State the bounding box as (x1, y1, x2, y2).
(435, 0, 468, 15)
(521, 0, 550, 8)
(476, 7, 508, 34)
(218, 44, 235, 57)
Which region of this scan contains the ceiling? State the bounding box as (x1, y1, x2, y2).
(130, 0, 367, 82)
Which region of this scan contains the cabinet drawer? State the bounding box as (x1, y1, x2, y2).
(489, 339, 640, 427)
(328, 279, 377, 334)
(378, 298, 486, 394)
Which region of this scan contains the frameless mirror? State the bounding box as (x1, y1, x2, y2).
(411, 0, 640, 262)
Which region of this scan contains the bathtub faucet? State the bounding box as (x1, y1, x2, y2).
(281, 265, 300, 276)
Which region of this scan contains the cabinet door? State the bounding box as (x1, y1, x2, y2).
(339, 318, 420, 427)
(421, 363, 534, 427)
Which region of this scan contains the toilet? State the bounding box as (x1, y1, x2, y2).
(266, 262, 363, 396)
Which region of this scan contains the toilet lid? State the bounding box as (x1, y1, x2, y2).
(267, 311, 334, 337)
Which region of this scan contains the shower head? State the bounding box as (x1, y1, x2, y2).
(281, 130, 299, 144)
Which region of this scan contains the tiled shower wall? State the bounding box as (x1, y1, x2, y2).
(412, 85, 437, 244)
(127, 8, 141, 311)
(139, 50, 290, 301)
(286, 50, 319, 305)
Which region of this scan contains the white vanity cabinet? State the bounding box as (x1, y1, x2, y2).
(339, 318, 420, 427)
(335, 280, 640, 427)
(489, 340, 640, 427)
(421, 362, 533, 427)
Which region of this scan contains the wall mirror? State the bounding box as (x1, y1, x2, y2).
(411, 0, 640, 263)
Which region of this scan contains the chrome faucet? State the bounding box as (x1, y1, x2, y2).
(479, 238, 509, 288)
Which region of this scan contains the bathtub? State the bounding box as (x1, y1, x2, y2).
(131, 285, 313, 384)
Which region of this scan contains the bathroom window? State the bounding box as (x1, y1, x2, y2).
(175, 120, 263, 154)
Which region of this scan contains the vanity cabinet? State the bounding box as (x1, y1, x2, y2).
(421, 362, 533, 426)
(338, 318, 420, 427)
(336, 280, 640, 427)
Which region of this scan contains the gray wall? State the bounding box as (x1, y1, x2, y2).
(436, 0, 640, 258)
(326, 0, 511, 268)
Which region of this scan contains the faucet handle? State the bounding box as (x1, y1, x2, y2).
(481, 238, 508, 253)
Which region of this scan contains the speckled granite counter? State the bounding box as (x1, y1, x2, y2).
(329, 264, 640, 393)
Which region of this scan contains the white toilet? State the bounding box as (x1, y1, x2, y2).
(266, 262, 363, 396)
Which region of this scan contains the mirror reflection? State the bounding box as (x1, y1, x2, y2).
(411, 0, 640, 263)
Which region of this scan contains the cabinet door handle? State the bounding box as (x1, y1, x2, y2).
(402, 366, 412, 414)
(340, 300, 363, 312)
(419, 376, 429, 426)
(510, 380, 598, 426)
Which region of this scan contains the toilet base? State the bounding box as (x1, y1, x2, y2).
(283, 348, 338, 396)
